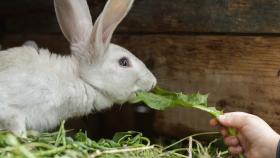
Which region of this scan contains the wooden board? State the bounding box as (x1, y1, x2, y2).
(0, 34, 69, 54)
(2, 34, 280, 136)
(2, 0, 280, 34)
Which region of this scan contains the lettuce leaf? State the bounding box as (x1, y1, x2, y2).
(135, 87, 223, 117)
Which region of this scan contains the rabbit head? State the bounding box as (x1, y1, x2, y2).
(54, 0, 157, 105)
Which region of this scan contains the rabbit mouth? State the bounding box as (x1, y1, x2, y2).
(127, 92, 138, 104)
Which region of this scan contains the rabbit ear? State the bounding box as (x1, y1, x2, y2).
(91, 0, 134, 54)
(54, 0, 93, 44)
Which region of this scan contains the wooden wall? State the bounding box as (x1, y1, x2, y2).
(2, 0, 280, 137)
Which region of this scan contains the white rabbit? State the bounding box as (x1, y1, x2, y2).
(0, 0, 156, 135)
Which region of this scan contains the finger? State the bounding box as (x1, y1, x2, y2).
(220, 128, 228, 137)
(224, 136, 240, 146)
(209, 119, 219, 126)
(228, 146, 243, 155)
(217, 112, 251, 129)
(237, 133, 247, 150)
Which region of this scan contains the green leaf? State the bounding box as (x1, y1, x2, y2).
(192, 105, 223, 118)
(136, 87, 222, 118)
(136, 92, 174, 110)
(74, 132, 88, 142)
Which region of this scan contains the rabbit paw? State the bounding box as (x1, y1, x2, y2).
(10, 126, 27, 138)
(0, 110, 26, 137)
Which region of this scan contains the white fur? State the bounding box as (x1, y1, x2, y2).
(0, 0, 156, 135)
(23, 40, 39, 51)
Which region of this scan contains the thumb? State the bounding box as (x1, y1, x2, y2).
(217, 112, 250, 129)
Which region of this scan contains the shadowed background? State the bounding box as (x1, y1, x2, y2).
(1, 0, 280, 139)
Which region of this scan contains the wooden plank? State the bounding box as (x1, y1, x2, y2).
(0, 0, 104, 34)
(2, 0, 280, 33)
(2, 34, 280, 136)
(0, 34, 70, 54)
(0, 0, 98, 13)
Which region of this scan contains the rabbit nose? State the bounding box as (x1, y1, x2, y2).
(137, 72, 157, 91)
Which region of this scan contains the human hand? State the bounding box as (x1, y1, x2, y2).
(210, 112, 280, 158)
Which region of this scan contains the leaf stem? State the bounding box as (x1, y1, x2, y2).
(35, 145, 69, 156)
(89, 145, 155, 158)
(163, 132, 219, 151)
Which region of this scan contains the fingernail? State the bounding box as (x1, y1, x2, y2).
(218, 115, 226, 121)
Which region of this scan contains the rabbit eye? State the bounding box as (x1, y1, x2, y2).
(119, 57, 130, 67)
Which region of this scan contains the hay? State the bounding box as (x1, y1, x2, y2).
(0, 121, 232, 158)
